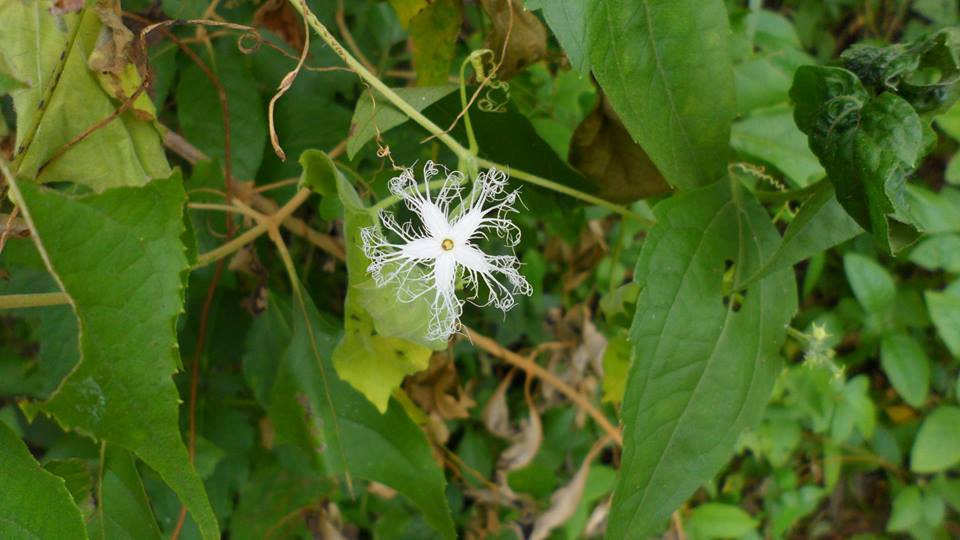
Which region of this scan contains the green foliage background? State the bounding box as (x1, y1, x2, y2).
(1, 0, 960, 539)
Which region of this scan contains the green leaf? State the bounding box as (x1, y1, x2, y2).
(907, 185, 960, 233)
(89, 448, 165, 540)
(245, 289, 456, 540)
(176, 43, 266, 181)
(840, 29, 960, 116)
(346, 85, 457, 159)
(0, 2, 170, 189)
(791, 66, 929, 254)
(608, 180, 797, 538)
(409, 0, 461, 86)
(44, 459, 93, 512)
(744, 181, 862, 285)
(0, 421, 87, 539)
(909, 234, 960, 272)
(844, 253, 896, 314)
(880, 333, 931, 408)
(587, 0, 736, 189)
(10, 174, 219, 540)
(229, 462, 329, 540)
(336, 161, 443, 346)
(685, 503, 758, 539)
(0, 258, 80, 399)
(298, 148, 339, 197)
(731, 105, 825, 187)
(911, 406, 960, 473)
(831, 375, 876, 442)
(531, 0, 590, 74)
(333, 165, 436, 409)
(600, 333, 630, 404)
(926, 289, 960, 358)
(888, 486, 923, 532)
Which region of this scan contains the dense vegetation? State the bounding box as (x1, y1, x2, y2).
(1, 0, 960, 539)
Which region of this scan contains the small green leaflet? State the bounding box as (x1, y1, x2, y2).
(608, 180, 796, 538)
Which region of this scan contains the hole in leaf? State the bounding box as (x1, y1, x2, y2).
(722, 288, 748, 312)
(720, 259, 746, 312)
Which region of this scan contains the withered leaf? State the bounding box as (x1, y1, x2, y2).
(479, 0, 547, 80)
(569, 93, 672, 203)
(88, 0, 155, 119)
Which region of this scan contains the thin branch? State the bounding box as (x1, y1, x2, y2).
(464, 327, 623, 446)
(0, 292, 71, 309)
(194, 188, 314, 268)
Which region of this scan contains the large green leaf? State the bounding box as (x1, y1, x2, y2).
(89, 448, 165, 540)
(587, 0, 736, 189)
(0, 421, 87, 539)
(791, 65, 931, 254)
(608, 180, 797, 538)
(244, 289, 456, 540)
(176, 43, 266, 181)
(0, 1, 170, 190)
(9, 174, 219, 540)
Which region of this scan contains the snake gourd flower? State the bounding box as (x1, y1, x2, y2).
(361, 161, 532, 341)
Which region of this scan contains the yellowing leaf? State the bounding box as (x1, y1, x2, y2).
(0, 1, 170, 189)
(334, 312, 432, 413)
(410, 0, 461, 86)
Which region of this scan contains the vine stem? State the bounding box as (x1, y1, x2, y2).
(193, 187, 312, 268)
(479, 159, 656, 225)
(0, 292, 70, 309)
(287, 0, 469, 159)
(285, 0, 654, 225)
(464, 327, 623, 446)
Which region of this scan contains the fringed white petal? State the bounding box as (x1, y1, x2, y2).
(359, 160, 532, 341)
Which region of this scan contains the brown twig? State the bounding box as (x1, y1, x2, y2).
(464, 327, 623, 446)
(0, 208, 27, 255)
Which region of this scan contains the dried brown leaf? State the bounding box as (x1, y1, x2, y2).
(406, 353, 476, 421)
(479, 0, 546, 79)
(529, 438, 610, 540)
(570, 93, 672, 203)
(481, 369, 516, 439)
(496, 378, 542, 474)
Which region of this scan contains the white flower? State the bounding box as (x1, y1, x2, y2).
(360, 161, 532, 341)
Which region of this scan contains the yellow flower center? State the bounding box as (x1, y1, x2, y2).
(441, 238, 455, 251)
